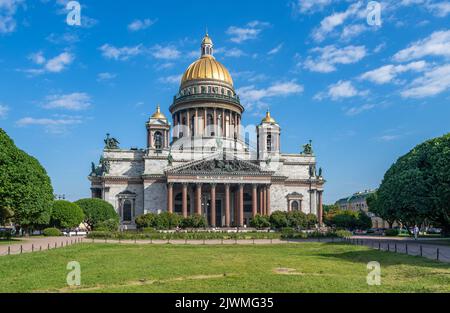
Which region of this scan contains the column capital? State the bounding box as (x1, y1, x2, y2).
(210, 183, 217, 188)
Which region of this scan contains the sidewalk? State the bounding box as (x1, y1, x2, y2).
(349, 236, 450, 263)
(0, 236, 84, 256)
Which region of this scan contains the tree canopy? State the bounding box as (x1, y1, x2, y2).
(369, 133, 450, 233)
(74, 198, 119, 230)
(50, 200, 85, 229)
(0, 128, 54, 230)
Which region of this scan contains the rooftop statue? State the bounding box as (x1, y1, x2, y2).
(303, 140, 314, 155)
(104, 133, 120, 150)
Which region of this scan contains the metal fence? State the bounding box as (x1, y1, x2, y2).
(344, 238, 450, 263)
(0, 238, 84, 256)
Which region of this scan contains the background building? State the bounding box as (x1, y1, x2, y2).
(336, 190, 390, 228)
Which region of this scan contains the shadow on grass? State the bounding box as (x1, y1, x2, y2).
(315, 242, 450, 270)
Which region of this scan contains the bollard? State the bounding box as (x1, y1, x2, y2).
(437, 248, 440, 261)
(48, 243, 50, 250)
(395, 243, 397, 253)
(420, 246, 423, 257)
(388, 243, 390, 252)
(378, 242, 381, 251)
(8, 246, 10, 255)
(406, 244, 408, 255)
(40, 246, 42, 252)
(20, 245, 23, 254)
(32, 244, 34, 252)
(55, 242, 57, 248)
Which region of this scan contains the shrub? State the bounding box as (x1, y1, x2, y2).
(250, 215, 270, 229)
(135, 213, 158, 229)
(180, 214, 207, 229)
(356, 211, 373, 230)
(335, 230, 352, 238)
(385, 228, 399, 237)
(43, 227, 62, 237)
(286, 211, 307, 229)
(155, 212, 183, 229)
(75, 198, 119, 230)
(269, 211, 289, 229)
(50, 200, 84, 229)
(281, 227, 295, 237)
(0, 229, 12, 240)
(96, 218, 119, 232)
(306, 214, 318, 229)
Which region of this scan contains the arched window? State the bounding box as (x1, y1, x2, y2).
(154, 131, 163, 150)
(267, 134, 272, 152)
(291, 201, 299, 211)
(123, 200, 132, 222)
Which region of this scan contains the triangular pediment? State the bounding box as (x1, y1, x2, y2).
(166, 154, 273, 175)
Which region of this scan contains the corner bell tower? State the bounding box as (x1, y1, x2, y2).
(146, 105, 171, 152)
(257, 110, 281, 160)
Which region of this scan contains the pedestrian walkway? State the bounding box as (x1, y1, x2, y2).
(348, 236, 450, 263)
(0, 236, 84, 256)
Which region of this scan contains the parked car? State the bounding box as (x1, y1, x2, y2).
(427, 228, 442, 234)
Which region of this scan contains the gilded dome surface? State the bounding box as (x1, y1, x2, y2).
(261, 110, 276, 124)
(151, 105, 167, 119)
(180, 34, 233, 87)
(181, 56, 233, 86)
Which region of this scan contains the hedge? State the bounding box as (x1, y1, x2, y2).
(43, 227, 62, 237)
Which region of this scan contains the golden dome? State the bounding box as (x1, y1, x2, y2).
(261, 110, 276, 124)
(151, 105, 167, 119)
(202, 34, 213, 45)
(180, 34, 233, 87)
(181, 55, 233, 86)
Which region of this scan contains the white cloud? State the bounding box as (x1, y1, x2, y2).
(303, 45, 367, 73)
(45, 52, 74, 72)
(401, 64, 450, 98)
(393, 30, 450, 62)
(159, 74, 182, 84)
(340, 24, 367, 41)
(345, 104, 375, 116)
(425, 1, 450, 17)
(361, 61, 428, 84)
(311, 1, 365, 42)
(43, 93, 92, 111)
(99, 44, 144, 61)
(226, 21, 270, 43)
(128, 18, 156, 32)
(22, 51, 74, 75)
(237, 81, 304, 108)
(150, 45, 181, 60)
(268, 43, 283, 55)
(378, 134, 402, 142)
(97, 72, 116, 82)
(0, 103, 9, 118)
(316, 80, 367, 101)
(293, 0, 333, 14)
(0, 0, 23, 34)
(16, 115, 83, 134)
(215, 47, 246, 58)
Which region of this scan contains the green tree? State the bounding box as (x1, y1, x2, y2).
(74, 198, 119, 230)
(286, 211, 307, 229)
(0, 128, 54, 233)
(250, 215, 271, 229)
(50, 201, 85, 229)
(356, 211, 373, 230)
(372, 133, 450, 233)
(269, 211, 289, 229)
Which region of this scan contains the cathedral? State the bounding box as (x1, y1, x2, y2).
(89, 34, 325, 229)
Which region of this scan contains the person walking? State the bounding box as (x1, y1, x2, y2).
(413, 225, 419, 240)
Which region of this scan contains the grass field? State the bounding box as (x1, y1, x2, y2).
(0, 243, 449, 293)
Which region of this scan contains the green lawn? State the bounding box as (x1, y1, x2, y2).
(0, 243, 449, 293)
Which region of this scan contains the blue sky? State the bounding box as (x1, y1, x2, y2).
(0, 0, 449, 204)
